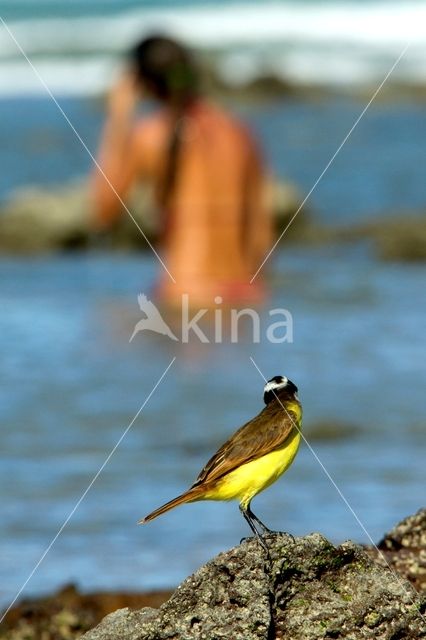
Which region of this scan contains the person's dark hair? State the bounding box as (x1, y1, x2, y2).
(130, 35, 198, 105)
(130, 35, 199, 209)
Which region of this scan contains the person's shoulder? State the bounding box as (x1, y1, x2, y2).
(196, 100, 255, 142)
(132, 109, 170, 149)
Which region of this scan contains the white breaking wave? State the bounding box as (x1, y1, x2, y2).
(0, 57, 119, 96)
(0, 1, 425, 95)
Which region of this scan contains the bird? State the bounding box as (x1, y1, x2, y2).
(139, 375, 302, 546)
(129, 294, 178, 342)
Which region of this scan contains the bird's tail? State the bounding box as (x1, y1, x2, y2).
(138, 486, 204, 524)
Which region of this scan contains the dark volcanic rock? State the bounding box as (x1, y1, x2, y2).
(0, 585, 172, 640)
(320, 213, 426, 262)
(379, 508, 426, 550)
(371, 508, 426, 594)
(82, 532, 426, 640)
(374, 215, 426, 261)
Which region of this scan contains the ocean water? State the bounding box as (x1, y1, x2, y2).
(0, 246, 425, 609)
(0, 1, 425, 96)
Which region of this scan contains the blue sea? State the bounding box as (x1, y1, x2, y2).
(0, 0, 426, 617)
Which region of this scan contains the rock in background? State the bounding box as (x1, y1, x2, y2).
(0, 179, 304, 254)
(371, 509, 426, 595)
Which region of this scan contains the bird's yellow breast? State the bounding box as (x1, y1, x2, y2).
(202, 427, 301, 509)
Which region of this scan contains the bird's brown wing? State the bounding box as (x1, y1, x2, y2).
(192, 405, 299, 488)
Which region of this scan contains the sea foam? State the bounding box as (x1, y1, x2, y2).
(0, 1, 424, 96)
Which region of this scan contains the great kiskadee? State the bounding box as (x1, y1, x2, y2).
(139, 375, 302, 543)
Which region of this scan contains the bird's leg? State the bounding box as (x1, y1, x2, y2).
(246, 504, 273, 535)
(240, 504, 260, 536)
(239, 504, 269, 553)
(247, 504, 295, 543)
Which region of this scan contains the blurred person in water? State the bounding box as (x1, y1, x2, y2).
(92, 35, 272, 306)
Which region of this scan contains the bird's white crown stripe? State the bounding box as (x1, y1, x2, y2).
(264, 377, 288, 393)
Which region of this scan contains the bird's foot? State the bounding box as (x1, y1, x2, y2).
(277, 530, 295, 543)
(257, 535, 270, 555)
(257, 525, 275, 535)
(240, 534, 270, 554)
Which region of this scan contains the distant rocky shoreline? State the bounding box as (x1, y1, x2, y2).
(0, 179, 306, 254)
(1, 179, 426, 262)
(2, 509, 425, 640)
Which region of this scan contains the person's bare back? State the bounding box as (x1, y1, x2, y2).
(92, 36, 272, 306)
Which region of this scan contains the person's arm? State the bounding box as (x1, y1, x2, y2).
(91, 71, 141, 230)
(243, 136, 273, 274)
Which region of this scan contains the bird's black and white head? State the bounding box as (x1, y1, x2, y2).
(263, 375, 298, 405)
